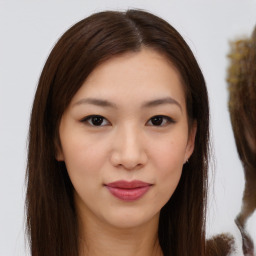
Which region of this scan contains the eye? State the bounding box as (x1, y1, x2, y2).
(81, 115, 110, 126)
(147, 115, 175, 126)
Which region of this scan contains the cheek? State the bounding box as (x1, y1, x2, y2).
(61, 138, 110, 211)
(149, 135, 187, 199)
(153, 136, 187, 172)
(60, 134, 109, 186)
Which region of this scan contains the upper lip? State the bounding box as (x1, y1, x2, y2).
(105, 180, 152, 189)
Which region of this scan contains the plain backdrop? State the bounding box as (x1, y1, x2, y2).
(1, 0, 256, 255)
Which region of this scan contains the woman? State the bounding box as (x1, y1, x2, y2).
(26, 9, 210, 256)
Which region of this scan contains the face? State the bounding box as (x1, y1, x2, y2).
(57, 48, 196, 229)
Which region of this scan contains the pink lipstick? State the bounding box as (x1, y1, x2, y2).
(105, 180, 152, 201)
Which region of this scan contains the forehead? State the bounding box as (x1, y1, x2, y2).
(70, 48, 186, 108)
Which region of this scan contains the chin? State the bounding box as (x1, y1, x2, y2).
(101, 207, 160, 229)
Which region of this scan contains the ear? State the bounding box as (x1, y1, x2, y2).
(184, 121, 197, 163)
(56, 150, 64, 161)
(55, 138, 64, 161)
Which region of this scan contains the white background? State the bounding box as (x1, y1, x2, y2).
(1, 0, 256, 255)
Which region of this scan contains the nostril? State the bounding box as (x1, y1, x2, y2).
(109, 130, 148, 169)
(110, 150, 147, 170)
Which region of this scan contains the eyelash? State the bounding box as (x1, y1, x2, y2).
(147, 115, 175, 126)
(80, 115, 176, 127)
(80, 115, 110, 126)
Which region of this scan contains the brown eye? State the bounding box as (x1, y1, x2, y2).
(151, 116, 164, 126)
(81, 115, 110, 126)
(91, 116, 104, 126)
(147, 115, 175, 126)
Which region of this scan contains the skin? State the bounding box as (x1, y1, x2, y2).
(57, 48, 197, 256)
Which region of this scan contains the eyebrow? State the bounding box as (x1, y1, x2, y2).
(73, 98, 117, 108)
(142, 97, 182, 111)
(73, 97, 182, 111)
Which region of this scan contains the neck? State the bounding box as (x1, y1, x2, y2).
(78, 212, 163, 256)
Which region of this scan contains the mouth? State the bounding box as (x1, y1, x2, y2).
(104, 180, 152, 201)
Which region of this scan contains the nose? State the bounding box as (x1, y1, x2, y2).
(110, 125, 148, 170)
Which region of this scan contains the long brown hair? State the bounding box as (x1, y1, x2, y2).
(26, 9, 210, 256)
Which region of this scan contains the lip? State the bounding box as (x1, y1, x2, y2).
(105, 180, 152, 201)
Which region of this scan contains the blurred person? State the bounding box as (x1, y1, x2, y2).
(227, 26, 256, 256)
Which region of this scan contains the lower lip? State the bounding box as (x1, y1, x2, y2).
(105, 186, 151, 201)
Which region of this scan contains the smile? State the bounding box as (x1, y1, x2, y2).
(105, 180, 152, 201)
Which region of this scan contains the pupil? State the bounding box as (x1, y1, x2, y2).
(92, 116, 103, 126)
(152, 116, 163, 126)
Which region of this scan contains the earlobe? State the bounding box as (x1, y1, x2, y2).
(55, 139, 64, 161)
(56, 150, 64, 161)
(184, 121, 197, 163)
